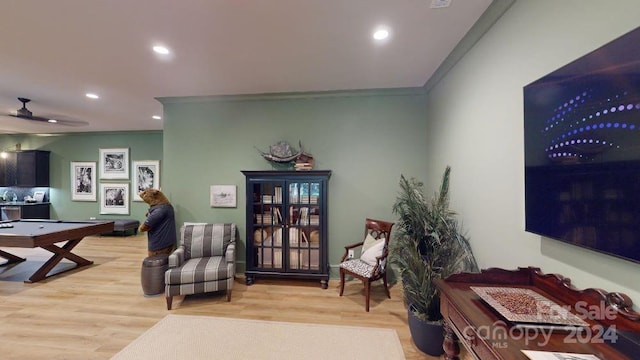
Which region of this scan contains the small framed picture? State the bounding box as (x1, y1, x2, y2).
(99, 148, 129, 179)
(210, 185, 237, 208)
(34, 191, 45, 203)
(132, 160, 160, 201)
(100, 183, 129, 214)
(71, 161, 97, 201)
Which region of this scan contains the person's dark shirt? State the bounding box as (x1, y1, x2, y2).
(144, 203, 177, 251)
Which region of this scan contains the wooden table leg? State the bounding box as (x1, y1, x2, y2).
(443, 319, 461, 360)
(26, 238, 93, 283)
(0, 249, 26, 265)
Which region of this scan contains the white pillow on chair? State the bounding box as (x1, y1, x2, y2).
(360, 234, 385, 266)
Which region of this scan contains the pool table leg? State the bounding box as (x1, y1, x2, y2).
(26, 238, 94, 283)
(0, 249, 26, 265)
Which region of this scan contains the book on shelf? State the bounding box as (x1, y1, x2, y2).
(289, 228, 299, 245)
(294, 153, 314, 171)
(255, 213, 273, 224)
(261, 187, 283, 204)
(301, 248, 320, 270)
(294, 161, 313, 171)
(258, 248, 282, 268)
(256, 208, 282, 225)
(274, 207, 283, 223)
(298, 207, 309, 225)
(296, 194, 319, 204)
(289, 249, 301, 269)
(275, 186, 282, 203)
(288, 228, 309, 246)
(288, 206, 295, 224)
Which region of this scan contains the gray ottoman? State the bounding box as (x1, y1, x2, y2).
(88, 218, 140, 236)
(112, 219, 140, 236)
(141, 254, 169, 296)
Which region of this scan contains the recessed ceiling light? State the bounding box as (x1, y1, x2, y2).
(47, 119, 57, 123)
(152, 115, 162, 120)
(373, 29, 389, 40)
(153, 45, 170, 55)
(86, 93, 99, 99)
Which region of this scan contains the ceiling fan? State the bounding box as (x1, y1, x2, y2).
(7, 97, 88, 126)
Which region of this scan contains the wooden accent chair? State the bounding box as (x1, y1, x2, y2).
(338, 218, 395, 312)
(165, 223, 236, 310)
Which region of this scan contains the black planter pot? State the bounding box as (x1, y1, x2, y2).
(407, 307, 445, 356)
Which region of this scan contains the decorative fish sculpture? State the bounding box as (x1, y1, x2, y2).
(256, 141, 305, 163)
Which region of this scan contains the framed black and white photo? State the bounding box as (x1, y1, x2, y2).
(100, 183, 129, 214)
(210, 185, 237, 208)
(99, 148, 129, 179)
(70, 161, 96, 201)
(133, 160, 160, 201)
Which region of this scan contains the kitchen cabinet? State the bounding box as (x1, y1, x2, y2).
(0, 203, 50, 220)
(0, 150, 50, 187)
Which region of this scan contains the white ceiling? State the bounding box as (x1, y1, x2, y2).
(0, 0, 494, 134)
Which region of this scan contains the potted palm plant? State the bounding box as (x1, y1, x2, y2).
(391, 166, 478, 356)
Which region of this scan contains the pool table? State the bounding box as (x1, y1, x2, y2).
(0, 219, 114, 283)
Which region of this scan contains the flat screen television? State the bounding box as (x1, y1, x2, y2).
(524, 26, 640, 264)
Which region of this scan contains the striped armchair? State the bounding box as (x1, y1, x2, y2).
(165, 223, 236, 310)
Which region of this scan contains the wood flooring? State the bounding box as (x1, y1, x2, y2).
(0, 233, 461, 359)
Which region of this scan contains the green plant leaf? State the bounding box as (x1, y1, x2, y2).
(390, 166, 479, 322)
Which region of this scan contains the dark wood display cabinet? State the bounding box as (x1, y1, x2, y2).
(242, 170, 331, 288)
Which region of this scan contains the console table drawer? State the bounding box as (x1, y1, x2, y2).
(448, 300, 497, 359)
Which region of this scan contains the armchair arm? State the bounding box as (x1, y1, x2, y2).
(225, 243, 236, 280)
(225, 243, 236, 263)
(340, 241, 364, 262)
(168, 246, 185, 268)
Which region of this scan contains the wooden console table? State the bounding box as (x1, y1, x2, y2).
(434, 267, 640, 359)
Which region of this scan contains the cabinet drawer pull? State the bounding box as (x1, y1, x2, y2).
(463, 328, 477, 346)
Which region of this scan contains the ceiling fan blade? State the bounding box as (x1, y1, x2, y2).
(45, 118, 89, 126)
(7, 114, 88, 126)
(6, 97, 89, 127)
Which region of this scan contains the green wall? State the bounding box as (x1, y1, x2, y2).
(1, 90, 428, 277)
(0, 132, 162, 221)
(160, 89, 428, 274)
(424, 0, 640, 306)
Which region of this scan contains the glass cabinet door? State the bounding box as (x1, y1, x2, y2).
(287, 181, 321, 271)
(251, 181, 284, 269)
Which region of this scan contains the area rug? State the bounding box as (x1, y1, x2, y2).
(111, 314, 405, 360)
